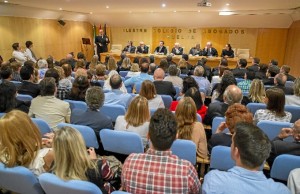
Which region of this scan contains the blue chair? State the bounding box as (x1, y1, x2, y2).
(211, 117, 228, 134)
(10, 80, 22, 89)
(161, 95, 173, 109)
(0, 163, 44, 194)
(270, 154, 300, 181)
(57, 123, 99, 149)
(112, 191, 130, 194)
(174, 86, 180, 99)
(246, 103, 266, 115)
(16, 94, 33, 102)
(242, 91, 249, 96)
(32, 118, 52, 135)
(135, 82, 142, 93)
(257, 120, 292, 141)
(235, 78, 244, 83)
(64, 100, 88, 111)
(285, 81, 294, 88)
(179, 74, 188, 79)
(171, 139, 196, 165)
(125, 85, 132, 93)
(100, 104, 126, 122)
(100, 129, 144, 155)
(285, 105, 300, 123)
(119, 71, 129, 77)
(196, 113, 202, 122)
(210, 146, 235, 171)
(39, 173, 102, 194)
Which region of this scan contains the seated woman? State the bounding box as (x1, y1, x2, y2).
(52, 126, 115, 193)
(211, 72, 236, 102)
(126, 63, 140, 77)
(0, 81, 30, 113)
(60, 63, 73, 87)
(242, 79, 266, 105)
(68, 75, 90, 101)
(175, 97, 208, 159)
(0, 110, 53, 176)
(114, 96, 150, 147)
(286, 78, 300, 106)
(95, 64, 108, 81)
(221, 43, 234, 58)
(178, 58, 189, 75)
(254, 87, 292, 124)
(170, 87, 207, 120)
(208, 103, 253, 153)
(139, 80, 164, 110)
(119, 57, 131, 71)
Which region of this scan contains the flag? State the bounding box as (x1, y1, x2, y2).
(93, 24, 96, 41)
(99, 24, 102, 31)
(104, 24, 107, 35)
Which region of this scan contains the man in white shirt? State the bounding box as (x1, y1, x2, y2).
(25, 40, 37, 63)
(12, 42, 27, 65)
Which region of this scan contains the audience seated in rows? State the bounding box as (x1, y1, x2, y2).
(191, 66, 211, 96)
(124, 62, 153, 87)
(95, 64, 108, 80)
(19, 63, 40, 98)
(0, 110, 53, 176)
(286, 78, 300, 106)
(253, 87, 292, 124)
(119, 57, 131, 71)
(202, 122, 290, 194)
(208, 103, 253, 153)
(232, 58, 248, 78)
(242, 79, 266, 105)
(122, 108, 201, 193)
(139, 80, 164, 110)
(273, 73, 294, 95)
(115, 96, 150, 147)
(163, 65, 183, 89)
(176, 97, 208, 159)
(153, 68, 176, 99)
(29, 77, 71, 130)
(237, 71, 255, 93)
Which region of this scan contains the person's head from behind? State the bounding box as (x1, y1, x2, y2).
(125, 96, 150, 127)
(121, 57, 131, 69)
(0, 64, 12, 80)
(269, 59, 278, 66)
(85, 86, 104, 111)
(267, 65, 279, 77)
(178, 59, 187, 69)
(110, 74, 122, 89)
(219, 66, 230, 77)
(95, 64, 106, 76)
(149, 108, 177, 151)
(10, 61, 22, 73)
(194, 66, 205, 77)
(71, 76, 89, 97)
(252, 57, 260, 65)
(274, 73, 287, 86)
(258, 63, 268, 73)
(219, 58, 228, 67)
(12, 43, 20, 51)
(149, 55, 155, 64)
(130, 63, 139, 72)
(20, 65, 34, 81)
(244, 71, 255, 80)
(37, 59, 48, 69)
(107, 57, 117, 71)
(159, 59, 168, 72)
(0, 81, 17, 113)
(25, 41, 33, 49)
(249, 79, 266, 103)
(154, 68, 165, 81)
(223, 85, 243, 105)
(140, 62, 149, 73)
(62, 63, 72, 78)
(77, 52, 85, 60)
(175, 97, 197, 140)
(182, 76, 198, 94)
(182, 54, 189, 62)
(45, 68, 60, 84)
(225, 103, 253, 134)
(40, 77, 56, 96)
(0, 110, 41, 167)
(238, 59, 247, 68)
(218, 73, 237, 98)
(265, 87, 285, 117)
(168, 65, 178, 76)
(292, 119, 300, 142)
(231, 122, 271, 169)
(184, 87, 203, 109)
(53, 126, 94, 181)
(166, 55, 173, 62)
(293, 78, 300, 97)
(139, 80, 157, 100)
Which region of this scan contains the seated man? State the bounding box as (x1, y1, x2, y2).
(18, 63, 40, 98)
(122, 108, 201, 193)
(0, 64, 13, 81)
(237, 71, 255, 93)
(263, 65, 280, 85)
(247, 57, 260, 72)
(202, 122, 290, 194)
(171, 42, 183, 55)
(280, 65, 295, 81)
(232, 58, 248, 78)
(104, 74, 132, 109)
(163, 65, 183, 89)
(153, 68, 176, 99)
(29, 77, 71, 130)
(122, 41, 136, 53)
(136, 41, 149, 54)
(189, 43, 203, 56)
(273, 73, 294, 95)
(124, 62, 153, 87)
(203, 42, 218, 57)
(154, 41, 167, 55)
(267, 119, 300, 167)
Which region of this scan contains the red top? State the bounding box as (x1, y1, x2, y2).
(170, 101, 207, 121)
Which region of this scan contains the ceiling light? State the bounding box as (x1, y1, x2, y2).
(89, 12, 93, 14)
(59, 8, 62, 10)
(129, 11, 132, 13)
(219, 11, 234, 15)
(4, 0, 8, 3)
(173, 10, 176, 13)
(198, 10, 201, 12)
(226, 3, 230, 6)
(106, 5, 109, 9)
(162, 3, 166, 7)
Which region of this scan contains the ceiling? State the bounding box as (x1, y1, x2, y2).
(0, 0, 300, 27)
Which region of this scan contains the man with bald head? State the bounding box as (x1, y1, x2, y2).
(95, 29, 110, 58)
(204, 85, 243, 126)
(203, 41, 218, 57)
(273, 73, 294, 95)
(124, 62, 153, 88)
(267, 119, 300, 167)
(171, 42, 183, 55)
(136, 41, 149, 54)
(153, 68, 176, 99)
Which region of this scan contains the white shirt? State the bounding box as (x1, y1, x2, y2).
(25, 48, 37, 63)
(12, 50, 27, 65)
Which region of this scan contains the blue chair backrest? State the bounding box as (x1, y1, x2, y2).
(64, 100, 88, 111)
(119, 71, 129, 78)
(100, 129, 144, 155)
(57, 123, 99, 149)
(285, 105, 300, 123)
(171, 139, 196, 165)
(242, 91, 249, 96)
(246, 103, 266, 115)
(285, 81, 294, 88)
(257, 121, 292, 141)
(161, 95, 173, 109)
(32, 118, 53, 135)
(100, 104, 126, 122)
(210, 146, 235, 171)
(135, 82, 142, 93)
(0, 163, 44, 194)
(39, 173, 102, 194)
(174, 86, 180, 99)
(125, 85, 132, 93)
(211, 117, 228, 134)
(10, 80, 22, 88)
(112, 191, 130, 194)
(16, 94, 33, 102)
(270, 154, 300, 181)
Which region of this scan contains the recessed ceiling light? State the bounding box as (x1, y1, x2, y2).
(106, 5, 109, 9)
(162, 3, 166, 7)
(4, 0, 8, 3)
(219, 11, 234, 15)
(129, 11, 132, 13)
(59, 8, 62, 10)
(226, 3, 230, 6)
(173, 10, 176, 13)
(198, 10, 201, 12)
(89, 12, 93, 14)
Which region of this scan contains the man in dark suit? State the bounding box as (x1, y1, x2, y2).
(154, 41, 167, 55)
(203, 42, 218, 57)
(263, 65, 280, 85)
(18, 63, 40, 98)
(171, 42, 183, 55)
(122, 41, 136, 53)
(136, 41, 149, 54)
(247, 57, 260, 72)
(273, 73, 294, 95)
(95, 29, 110, 58)
(267, 119, 300, 167)
(280, 65, 296, 81)
(232, 58, 248, 78)
(153, 68, 176, 99)
(204, 85, 243, 126)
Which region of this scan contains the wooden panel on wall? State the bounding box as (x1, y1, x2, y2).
(255, 28, 288, 65)
(201, 28, 229, 56)
(0, 16, 94, 62)
(174, 28, 202, 54)
(152, 27, 177, 54)
(284, 20, 300, 77)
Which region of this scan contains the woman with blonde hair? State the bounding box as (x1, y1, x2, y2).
(0, 110, 53, 176)
(126, 63, 140, 77)
(175, 97, 208, 159)
(178, 58, 189, 74)
(243, 79, 266, 105)
(107, 57, 117, 71)
(119, 57, 131, 71)
(89, 55, 99, 71)
(139, 80, 164, 110)
(52, 126, 114, 193)
(95, 64, 108, 80)
(114, 96, 150, 147)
